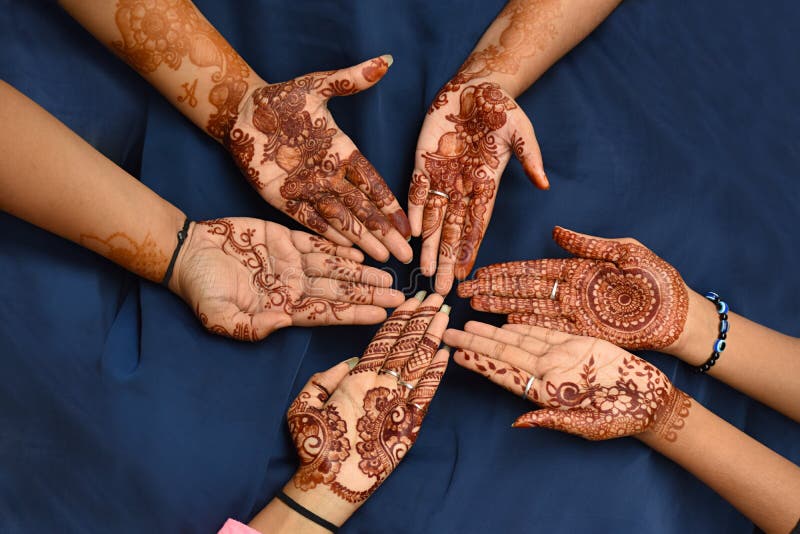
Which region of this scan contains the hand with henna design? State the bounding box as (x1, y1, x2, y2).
(443, 321, 691, 441)
(226, 56, 413, 264)
(409, 81, 548, 295)
(170, 217, 405, 341)
(248, 293, 451, 529)
(458, 226, 690, 350)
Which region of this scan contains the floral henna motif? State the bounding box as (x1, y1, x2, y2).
(417, 82, 514, 275)
(80, 231, 168, 282)
(287, 393, 351, 490)
(355, 387, 421, 483)
(227, 75, 395, 238)
(199, 219, 351, 321)
(112, 0, 250, 140)
(517, 355, 677, 441)
(430, 0, 561, 111)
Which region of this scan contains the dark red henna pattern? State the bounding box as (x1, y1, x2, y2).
(287, 393, 351, 490)
(112, 0, 250, 140)
(382, 307, 439, 372)
(458, 230, 689, 350)
(418, 83, 515, 277)
(352, 310, 414, 375)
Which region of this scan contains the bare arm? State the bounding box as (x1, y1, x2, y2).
(669, 290, 800, 422)
(0, 80, 185, 282)
(638, 399, 800, 534)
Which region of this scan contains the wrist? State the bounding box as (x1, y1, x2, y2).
(664, 288, 718, 365)
(166, 220, 196, 297)
(281, 478, 358, 528)
(636, 388, 694, 449)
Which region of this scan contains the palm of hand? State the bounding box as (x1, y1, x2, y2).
(520, 338, 673, 440)
(409, 82, 543, 294)
(460, 227, 689, 350)
(174, 217, 392, 341)
(222, 58, 411, 262)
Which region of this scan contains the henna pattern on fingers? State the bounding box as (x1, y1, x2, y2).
(415, 83, 514, 276)
(430, 0, 561, 111)
(462, 350, 536, 400)
(352, 310, 414, 374)
(80, 231, 168, 282)
(460, 234, 689, 349)
(112, 0, 250, 139)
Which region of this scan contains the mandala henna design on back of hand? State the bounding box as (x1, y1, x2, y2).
(112, 0, 250, 140)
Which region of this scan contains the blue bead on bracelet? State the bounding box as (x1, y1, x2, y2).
(696, 291, 730, 373)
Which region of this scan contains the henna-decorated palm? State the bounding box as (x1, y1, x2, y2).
(458, 226, 690, 350)
(443, 321, 691, 441)
(408, 80, 548, 295)
(281, 294, 451, 525)
(171, 217, 404, 341)
(224, 56, 413, 264)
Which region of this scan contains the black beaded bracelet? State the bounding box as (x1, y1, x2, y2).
(276, 490, 338, 532)
(695, 291, 730, 373)
(161, 218, 191, 287)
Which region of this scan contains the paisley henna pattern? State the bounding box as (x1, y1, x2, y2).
(430, 0, 561, 111)
(80, 231, 168, 282)
(413, 83, 515, 277)
(198, 219, 352, 321)
(287, 393, 351, 490)
(285, 296, 449, 505)
(112, 0, 250, 140)
(459, 229, 689, 350)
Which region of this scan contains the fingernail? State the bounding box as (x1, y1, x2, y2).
(542, 173, 550, 190)
(414, 290, 427, 301)
(382, 54, 394, 67)
(345, 356, 360, 370)
(403, 257, 413, 265)
(407, 235, 412, 242)
(442, 345, 451, 352)
(440, 304, 451, 315)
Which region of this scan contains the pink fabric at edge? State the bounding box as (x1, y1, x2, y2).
(218, 518, 260, 534)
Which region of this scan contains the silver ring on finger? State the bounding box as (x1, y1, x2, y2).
(549, 280, 559, 300)
(410, 402, 426, 412)
(379, 368, 401, 380)
(522, 374, 536, 400)
(428, 189, 450, 201)
(397, 380, 414, 391)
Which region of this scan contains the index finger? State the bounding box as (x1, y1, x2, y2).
(346, 150, 411, 239)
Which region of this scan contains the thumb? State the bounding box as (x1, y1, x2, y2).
(512, 407, 610, 441)
(250, 310, 293, 340)
(552, 226, 626, 263)
(509, 110, 548, 190)
(296, 356, 360, 408)
(318, 55, 393, 99)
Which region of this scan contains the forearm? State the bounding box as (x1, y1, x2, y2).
(669, 289, 800, 422)
(0, 81, 185, 283)
(58, 0, 261, 141)
(452, 0, 621, 98)
(638, 396, 800, 533)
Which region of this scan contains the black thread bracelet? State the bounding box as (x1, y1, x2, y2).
(161, 218, 191, 287)
(695, 291, 730, 373)
(276, 490, 338, 532)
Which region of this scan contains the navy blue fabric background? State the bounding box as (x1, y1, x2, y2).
(1, 1, 799, 532)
